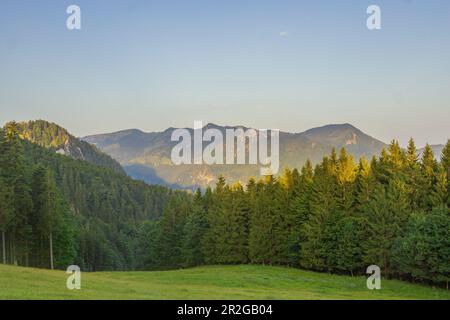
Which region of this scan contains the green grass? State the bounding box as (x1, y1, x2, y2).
(0, 264, 448, 300)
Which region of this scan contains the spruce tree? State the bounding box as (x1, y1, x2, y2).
(392, 207, 450, 288)
(362, 179, 410, 276)
(405, 138, 421, 210)
(406, 138, 419, 167)
(182, 189, 208, 266)
(336, 148, 357, 213)
(387, 140, 407, 169)
(335, 216, 364, 275)
(1, 122, 33, 265)
(249, 176, 278, 265)
(288, 162, 313, 265)
(0, 177, 13, 264)
(419, 144, 438, 210)
(354, 157, 374, 210)
(300, 157, 338, 271)
(31, 166, 62, 269)
(156, 195, 190, 269)
(440, 140, 450, 207)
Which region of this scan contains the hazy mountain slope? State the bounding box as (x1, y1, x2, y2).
(300, 123, 386, 158)
(83, 123, 388, 188)
(14, 120, 125, 174)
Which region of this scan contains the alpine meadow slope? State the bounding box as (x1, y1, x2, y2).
(1, 264, 449, 300)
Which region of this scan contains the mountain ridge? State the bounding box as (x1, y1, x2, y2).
(82, 122, 388, 188)
(9, 120, 125, 175)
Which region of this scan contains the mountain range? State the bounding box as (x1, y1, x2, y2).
(5, 120, 446, 189)
(83, 123, 390, 189)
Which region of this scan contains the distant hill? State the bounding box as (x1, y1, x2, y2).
(83, 123, 387, 188)
(13, 120, 125, 175)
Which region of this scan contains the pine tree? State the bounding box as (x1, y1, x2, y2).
(405, 138, 421, 210)
(0, 122, 33, 265)
(336, 148, 357, 213)
(392, 207, 450, 288)
(362, 179, 410, 276)
(418, 144, 438, 210)
(288, 162, 313, 266)
(182, 189, 208, 266)
(354, 157, 374, 210)
(387, 140, 407, 169)
(249, 176, 279, 265)
(202, 176, 227, 264)
(207, 179, 250, 264)
(336, 216, 364, 275)
(136, 220, 161, 270)
(432, 164, 448, 207)
(406, 138, 419, 167)
(0, 177, 13, 264)
(31, 166, 62, 269)
(440, 140, 450, 207)
(227, 183, 250, 263)
(156, 195, 190, 269)
(300, 157, 338, 271)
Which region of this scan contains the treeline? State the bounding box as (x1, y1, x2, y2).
(138, 139, 450, 288)
(0, 122, 188, 271)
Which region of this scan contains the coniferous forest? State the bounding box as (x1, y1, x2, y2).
(0, 122, 188, 271)
(0, 121, 449, 289)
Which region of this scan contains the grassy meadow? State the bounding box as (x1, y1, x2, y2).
(0, 264, 448, 300)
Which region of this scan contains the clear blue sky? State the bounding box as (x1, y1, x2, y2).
(0, 0, 449, 146)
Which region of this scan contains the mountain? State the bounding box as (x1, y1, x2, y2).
(83, 123, 387, 188)
(14, 120, 125, 175)
(301, 123, 386, 156)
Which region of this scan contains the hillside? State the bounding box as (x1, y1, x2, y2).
(15, 120, 125, 175)
(83, 123, 387, 188)
(0, 124, 186, 271)
(0, 264, 448, 300)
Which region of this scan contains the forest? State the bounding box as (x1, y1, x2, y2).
(137, 138, 450, 288)
(0, 121, 449, 288)
(0, 121, 189, 271)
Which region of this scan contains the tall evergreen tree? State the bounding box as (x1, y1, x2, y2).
(300, 157, 338, 271)
(405, 138, 421, 210)
(440, 140, 450, 207)
(392, 207, 450, 288)
(1, 122, 33, 265)
(182, 189, 208, 266)
(336, 148, 357, 213)
(418, 144, 438, 210)
(354, 157, 374, 210)
(0, 177, 13, 264)
(362, 179, 410, 276)
(31, 166, 62, 269)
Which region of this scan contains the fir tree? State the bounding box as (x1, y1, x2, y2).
(182, 189, 208, 266)
(362, 180, 410, 276)
(336, 148, 357, 213)
(31, 166, 62, 269)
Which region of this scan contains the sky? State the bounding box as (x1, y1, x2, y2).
(0, 0, 449, 147)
